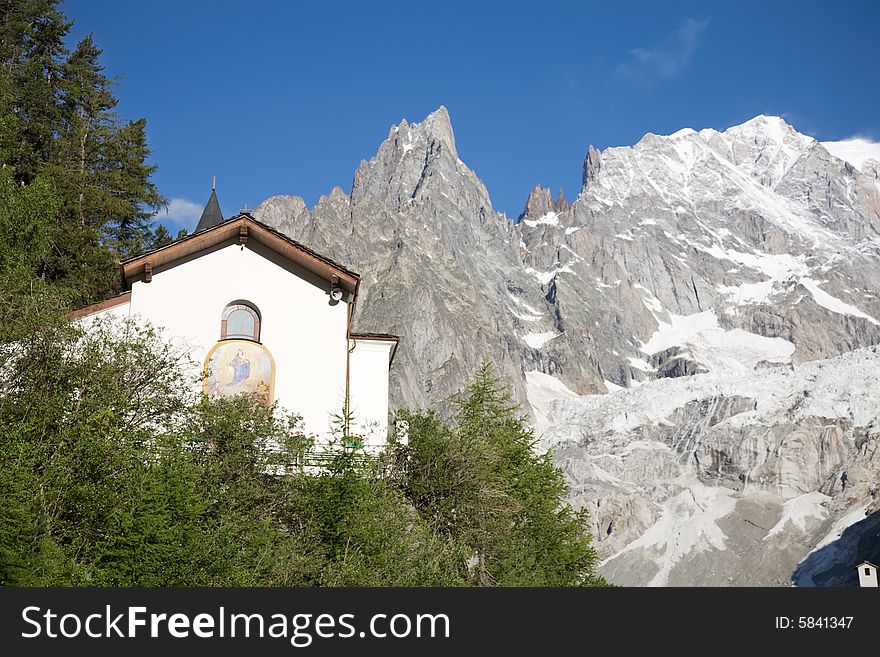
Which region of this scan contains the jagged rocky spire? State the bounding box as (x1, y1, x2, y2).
(519, 184, 569, 223)
(582, 145, 601, 186)
(195, 178, 224, 232)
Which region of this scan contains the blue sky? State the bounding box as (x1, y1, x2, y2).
(65, 0, 880, 230)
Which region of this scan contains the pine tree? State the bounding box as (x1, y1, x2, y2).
(56, 34, 116, 226)
(394, 362, 605, 586)
(101, 118, 163, 258)
(1, 3, 166, 304)
(151, 224, 173, 248)
(0, 0, 69, 183)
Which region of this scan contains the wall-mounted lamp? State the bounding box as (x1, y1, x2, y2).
(330, 275, 343, 302)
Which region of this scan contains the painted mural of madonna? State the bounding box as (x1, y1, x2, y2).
(204, 340, 275, 405)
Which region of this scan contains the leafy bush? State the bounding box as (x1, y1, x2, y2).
(0, 318, 603, 587)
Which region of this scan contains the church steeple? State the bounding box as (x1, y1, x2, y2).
(195, 178, 224, 232)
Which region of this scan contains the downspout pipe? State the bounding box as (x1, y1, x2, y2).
(344, 296, 356, 439)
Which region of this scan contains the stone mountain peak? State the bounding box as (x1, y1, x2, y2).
(255, 107, 880, 585)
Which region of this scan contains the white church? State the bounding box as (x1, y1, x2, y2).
(69, 187, 398, 451)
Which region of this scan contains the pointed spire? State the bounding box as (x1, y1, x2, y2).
(196, 180, 224, 232)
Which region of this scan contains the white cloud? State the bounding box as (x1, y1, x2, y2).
(157, 197, 203, 229)
(616, 18, 710, 84)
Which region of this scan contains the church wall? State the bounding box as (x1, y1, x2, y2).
(128, 241, 351, 440)
(348, 339, 394, 448)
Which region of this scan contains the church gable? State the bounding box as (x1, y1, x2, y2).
(121, 213, 359, 301)
(127, 238, 349, 346)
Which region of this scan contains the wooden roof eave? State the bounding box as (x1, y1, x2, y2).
(66, 291, 132, 320)
(121, 215, 359, 296)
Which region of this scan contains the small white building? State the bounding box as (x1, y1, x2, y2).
(857, 561, 878, 588)
(69, 190, 397, 451)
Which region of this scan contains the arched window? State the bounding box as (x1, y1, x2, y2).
(221, 301, 261, 341)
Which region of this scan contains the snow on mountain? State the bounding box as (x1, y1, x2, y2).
(540, 347, 880, 586)
(521, 331, 560, 349)
(822, 138, 880, 171)
(525, 370, 582, 436)
(765, 492, 831, 542)
(719, 114, 816, 187)
(638, 309, 795, 374)
(579, 115, 834, 245)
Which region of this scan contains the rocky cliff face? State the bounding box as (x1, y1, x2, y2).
(255, 107, 597, 411)
(255, 108, 880, 585)
(517, 115, 880, 392)
(535, 347, 880, 586)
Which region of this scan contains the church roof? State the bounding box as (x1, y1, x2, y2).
(67, 290, 131, 320)
(194, 188, 224, 232)
(121, 213, 360, 298)
(349, 332, 399, 341)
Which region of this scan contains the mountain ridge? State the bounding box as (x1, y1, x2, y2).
(254, 108, 880, 585)
(254, 107, 880, 400)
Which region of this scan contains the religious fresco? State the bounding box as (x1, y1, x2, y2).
(203, 340, 275, 405)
